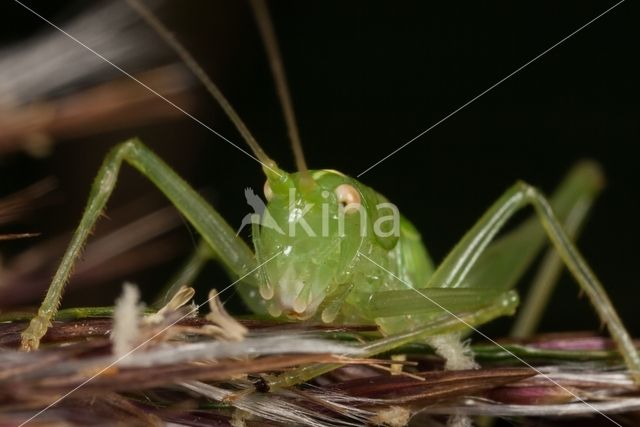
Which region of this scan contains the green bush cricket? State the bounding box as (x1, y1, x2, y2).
(18, 0, 640, 393)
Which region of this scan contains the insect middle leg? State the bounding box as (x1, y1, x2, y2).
(21, 138, 258, 350)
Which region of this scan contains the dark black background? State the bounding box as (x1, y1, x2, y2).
(1, 0, 638, 340)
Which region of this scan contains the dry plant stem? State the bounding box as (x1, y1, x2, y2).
(0, 233, 39, 241)
(0, 66, 194, 153)
(0, 178, 56, 225)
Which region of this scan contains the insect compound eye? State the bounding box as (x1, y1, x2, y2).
(263, 181, 274, 201)
(335, 184, 361, 214)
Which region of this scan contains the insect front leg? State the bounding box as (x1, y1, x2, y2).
(415, 174, 640, 382)
(21, 138, 257, 350)
(155, 239, 269, 316)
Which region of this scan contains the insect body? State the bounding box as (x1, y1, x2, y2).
(19, 0, 640, 389)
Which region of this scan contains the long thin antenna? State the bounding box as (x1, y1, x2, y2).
(249, 0, 312, 182)
(126, 0, 275, 168)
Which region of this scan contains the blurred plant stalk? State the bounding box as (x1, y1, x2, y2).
(0, 1, 196, 156)
(0, 65, 195, 156)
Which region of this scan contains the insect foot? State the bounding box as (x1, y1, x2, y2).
(20, 314, 49, 351)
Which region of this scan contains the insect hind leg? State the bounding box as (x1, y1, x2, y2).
(412, 174, 640, 382)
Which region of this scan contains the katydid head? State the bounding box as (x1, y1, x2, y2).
(254, 169, 367, 319)
(254, 168, 400, 321)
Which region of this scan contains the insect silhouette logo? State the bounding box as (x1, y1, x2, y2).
(236, 187, 284, 235)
